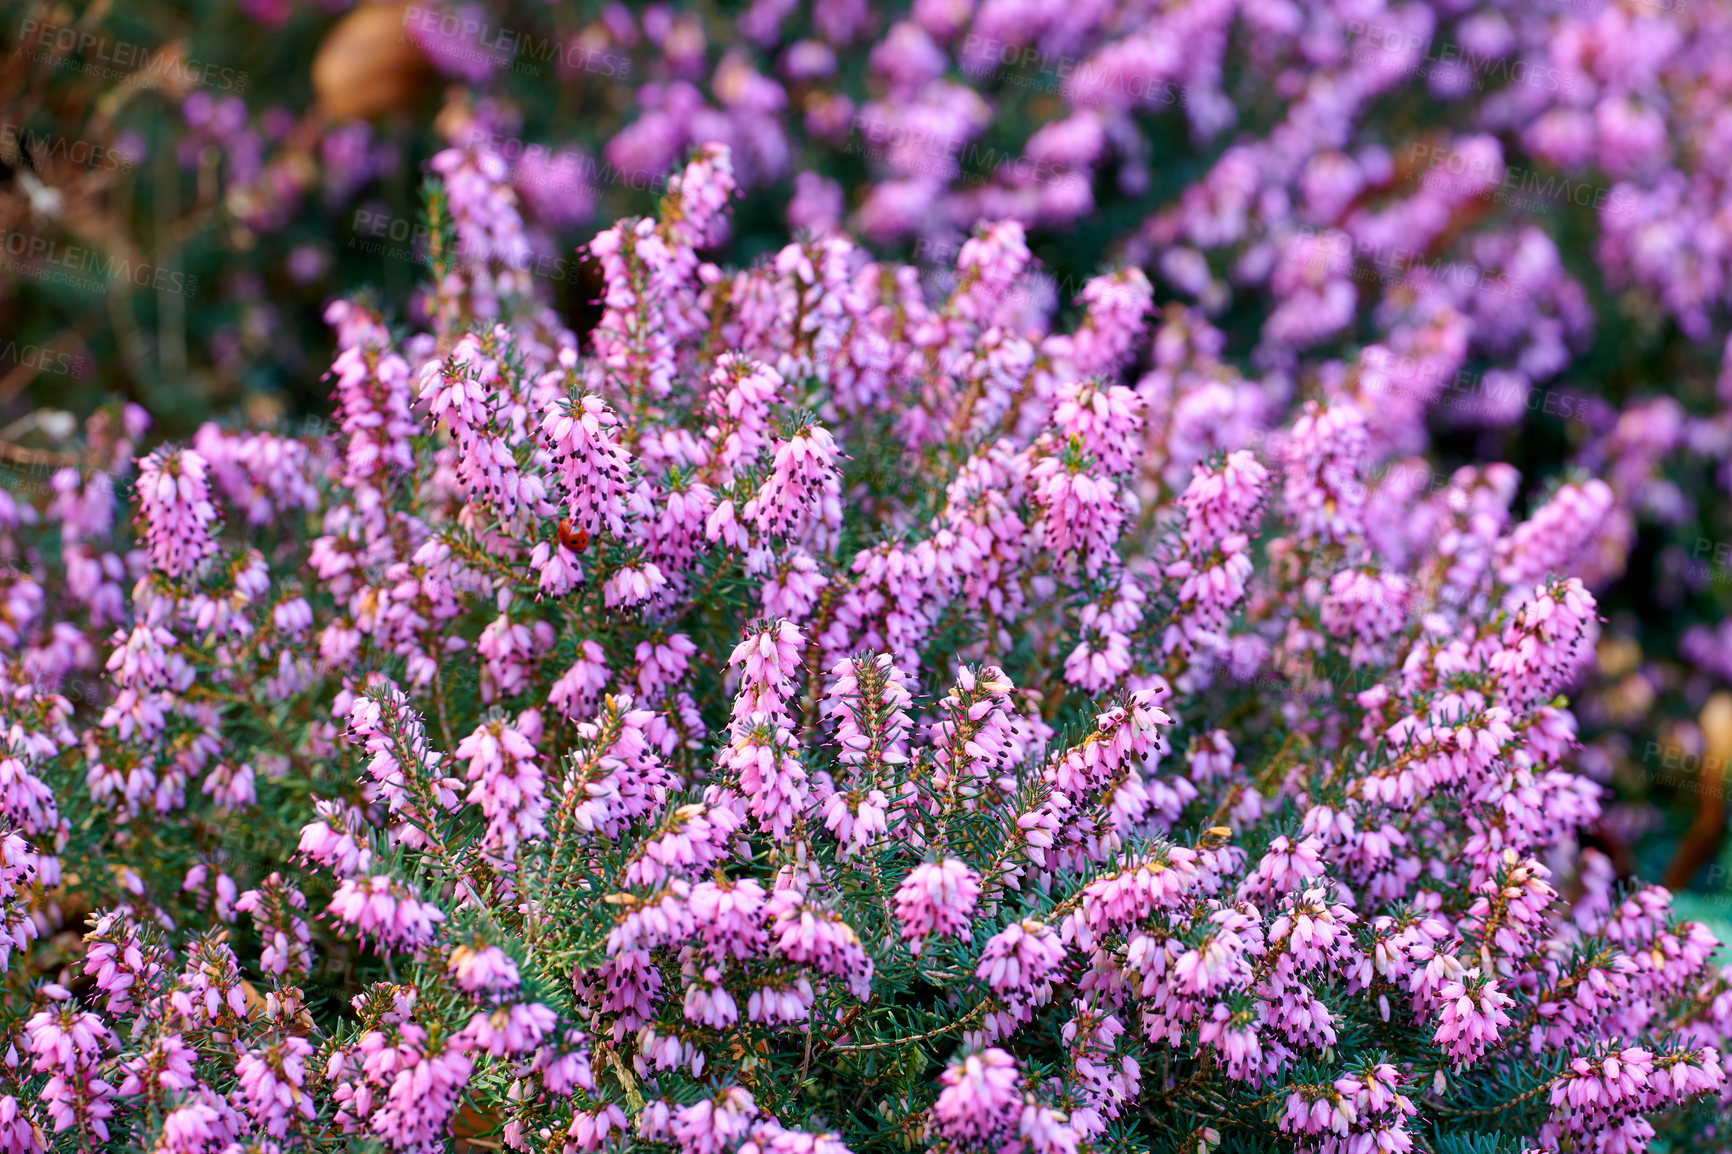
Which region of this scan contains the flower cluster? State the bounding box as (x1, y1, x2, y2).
(0, 140, 1727, 1154)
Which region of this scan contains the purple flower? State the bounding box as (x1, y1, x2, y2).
(134, 449, 218, 579)
(932, 1048, 1021, 1148)
(894, 859, 981, 954)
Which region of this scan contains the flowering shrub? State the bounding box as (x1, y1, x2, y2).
(2, 140, 1730, 1154)
(14, 5, 1732, 873)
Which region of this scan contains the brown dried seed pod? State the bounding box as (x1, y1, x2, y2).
(312, 2, 435, 121)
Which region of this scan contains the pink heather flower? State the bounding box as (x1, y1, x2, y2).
(538, 1028, 599, 1096)
(690, 876, 770, 962)
(728, 619, 806, 722)
(326, 876, 445, 952)
(818, 787, 890, 860)
(455, 719, 547, 859)
(636, 633, 698, 698)
(199, 760, 256, 811)
(819, 539, 946, 679)
(449, 944, 522, 995)
(345, 681, 462, 847)
(1198, 1002, 1267, 1083)
(759, 547, 828, 620)
(932, 1048, 1021, 1148)
(235, 1035, 316, 1137)
(930, 664, 1038, 800)
(134, 448, 219, 578)
(477, 614, 555, 703)
(702, 355, 784, 486)
(976, 919, 1067, 1010)
(329, 1019, 473, 1149)
(788, 170, 844, 231)
(568, 1105, 630, 1152)
(1281, 401, 1369, 543)
(297, 800, 372, 876)
(104, 623, 192, 692)
(167, 937, 249, 1030)
(588, 218, 679, 401)
(1264, 230, 1357, 351)
(1601, 886, 1674, 948)
(1187, 730, 1236, 782)
(604, 562, 669, 608)
(746, 422, 843, 542)
(39, 1072, 115, 1143)
(1171, 910, 1257, 998)
(234, 873, 313, 977)
(894, 859, 982, 954)
(1654, 1048, 1725, 1103)
(562, 697, 678, 837)
(1278, 1085, 1358, 1141)
(419, 329, 547, 521)
(1489, 577, 1599, 711)
(463, 1001, 557, 1056)
(116, 1036, 198, 1100)
(1045, 691, 1169, 809)
(627, 802, 745, 888)
(707, 497, 751, 551)
(1321, 569, 1410, 647)
(82, 910, 165, 1015)
(638, 1024, 705, 1076)
(26, 997, 112, 1075)
(1459, 852, 1555, 964)
(1177, 450, 1274, 554)
(1051, 270, 1154, 376)
(719, 716, 809, 841)
(748, 975, 816, 1026)
(515, 147, 599, 228)
(549, 639, 611, 720)
(12, 77, 1732, 1154)
(0, 1095, 47, 1154)
(1267, 887, 1358, 971)
(1434, 967, 1514, 1065)
(742, 1120, 856, 1154)
(327, 316, 416, 489)
(1052, 380, 1144, 475)
(684, 966, 741, 1028)
(193, 427, 320, 527)
(1496, 478, 1614, 590)
(673, 1088, 759, 1154)
(765, 889, 875, 999)
(427, 146, 535, 320)
(1029, 451, 1127, 581)
(1064, 600, 1135, 693)
(155, 1086, 240, 1154)
(949, 220, 1025, 330)
(530, 537, 586, 597)
(644, 474, 718, 573)
(48, 466, 116, 547)
(181, 859, 239, 921)
(1017, 1104, 1079, 1154)
(1243, 835, 1326, 897)
(1064, 847, 1200, 950)
(1325, 1062, 1418, 1153)
(821, 652, 912, 848)
(542, 387, 634, 539)
(662, 143, 738, 285)
(26, 991, 118, 1142)
(606, 883, 698, 957)
(1156, 526, 1253, 661)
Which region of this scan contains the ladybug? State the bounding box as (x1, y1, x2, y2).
(558, 518, 590, 552)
